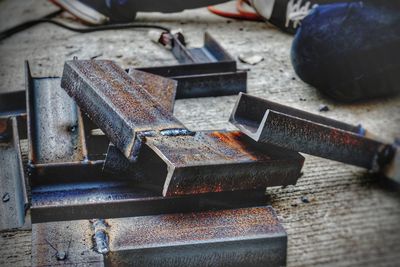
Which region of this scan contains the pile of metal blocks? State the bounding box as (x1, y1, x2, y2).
(0, 32, 398, 267)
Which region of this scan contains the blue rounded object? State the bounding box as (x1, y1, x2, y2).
(291, 2, 400, 102)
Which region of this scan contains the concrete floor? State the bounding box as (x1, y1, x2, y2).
(0, 0, 400, 266)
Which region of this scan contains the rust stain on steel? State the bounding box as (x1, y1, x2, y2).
(109, 206, 283, 248)
(32, 206, 286, 266)
(106, 206, 287, 266)
(128, 68, 177, 112)
(32, 220, 104, 266)
(132, 130, 304, 197)
(61, 60, 187, 162)
(230, 93, 389, 169)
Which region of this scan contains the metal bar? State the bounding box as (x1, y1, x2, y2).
(25, 62, 108, 184)
(30, 180, 268, 223)
(172, 70, 247, 99)
(171, 32, 234, 64)
(230, 93, 391, 169)
(136, 63, 247, 99)
(32, 206, 287, 267)
(0, 117, 28, 231)
(203, 31, 234, 62)
(137, 61, 238, 76)
(61, 59, 188, 162)
(128, 69, 177, 113)
(129, 130, 304, 197)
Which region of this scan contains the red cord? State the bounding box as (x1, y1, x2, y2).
(208, 0, 263, 21)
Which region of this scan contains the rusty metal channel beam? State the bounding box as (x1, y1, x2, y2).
(230, 93, 393, 170)
(25, 62, 107, 184)
(0, 116, 28, 231)
(107, 130, 304, 197)
(30, 180, 268, 223)
(61, 59, 190, 163)
(32, 206, 287, 267)
(136, 62, 247, 99)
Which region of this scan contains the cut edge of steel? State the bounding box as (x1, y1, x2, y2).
(229, 93, 391, 169)
(31, 206, 286, 267)
(130, 130, 304, 197)
(61, 59, 188, 163)
(0, 116, 28, 231)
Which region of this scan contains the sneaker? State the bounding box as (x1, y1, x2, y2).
(251, 0, 357, 33)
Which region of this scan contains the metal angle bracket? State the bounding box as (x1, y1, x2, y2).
(171, 32, 234, 64)
(0, 116, 28, 231)
(61, 59, 191, 163)
(230, 93, 398, 180)
(142, 31, 247, 98)
(135, 62, 247, 99)
(104, 130, 304, 197)
(25, 61, 107, 184)
(32, 206, 287, 267)
(137, 130, 305, 196)
(30, 181, 269, 223)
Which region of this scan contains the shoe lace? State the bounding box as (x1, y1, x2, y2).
(286, 0, 316, 28)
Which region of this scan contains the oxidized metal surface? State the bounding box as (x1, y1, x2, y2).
(0, 117, 28, 231)
(26, 62, 107, 184)
(32, 220, 104, 266)
(128, 69, 177, 112)
(106, 206, 287, 267)
(61, 59, 188, 162)
(230, 93, 390, 169)
(136, 63, 247, 99)
(103, 68, 178, 174)
(132, 130, 304, 196)
(32, 206, 286, 267)
(30, 180, 268, 223)
(29, 77, 86, 163)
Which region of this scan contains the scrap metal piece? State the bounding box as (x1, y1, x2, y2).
(230, 93, 392, 170)
(139, 31, 248, 99)
(61, 59, 188, 162)
(32, 206, 287, 267)
(136, 62, 247, 99)
(25, 62, 106, 184)
(30, 181, 268, 223)
(128, 69, 177, 113)
(171, 32, 233, 64)
(0, 117, 28, 231)
(131, 130, 304, 197)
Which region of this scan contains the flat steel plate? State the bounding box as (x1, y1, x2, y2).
(32, 206, 287, 267)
